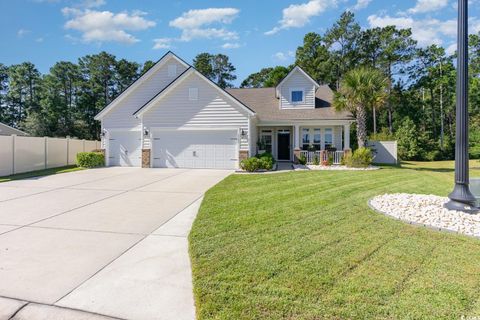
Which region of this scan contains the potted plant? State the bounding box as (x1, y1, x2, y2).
(257, 138, 266, 154)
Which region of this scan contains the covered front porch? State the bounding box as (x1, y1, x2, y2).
(253, 121, 353, 164)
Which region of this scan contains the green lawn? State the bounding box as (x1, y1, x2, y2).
(189, 161, 480, 319)
(0, 165, 83, 183)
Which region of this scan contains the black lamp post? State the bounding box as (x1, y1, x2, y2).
(445, 0, 478, 212)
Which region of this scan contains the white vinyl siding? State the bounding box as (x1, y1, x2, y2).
(279, 70, 315, 109)
(143, 72, 249, 150)
(168, 64, 177, 77)
(102, 58, 187, 129)
(189, 87, 198, 101)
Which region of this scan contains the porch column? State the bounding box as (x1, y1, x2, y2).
(293, 125, 301, 164)
(294, 125, 300, 149)
(344, 123, 351, 150)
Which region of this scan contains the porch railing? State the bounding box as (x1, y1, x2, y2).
(299, 150, 344, 165)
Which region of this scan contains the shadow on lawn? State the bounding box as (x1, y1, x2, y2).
(401, 161, 480, 173)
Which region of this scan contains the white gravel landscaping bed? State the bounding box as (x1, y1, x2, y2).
(370, 193, 480, 238)
(293, 164, 379, 171)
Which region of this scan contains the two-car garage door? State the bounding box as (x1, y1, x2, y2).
(108, 129, 238, 169)
(152, 130, 238, 169)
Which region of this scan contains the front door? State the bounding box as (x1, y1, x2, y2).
(277, 131, 291, 161)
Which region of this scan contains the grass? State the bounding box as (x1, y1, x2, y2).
(0, 165, 83, 183)
(189, 161, 480, 319)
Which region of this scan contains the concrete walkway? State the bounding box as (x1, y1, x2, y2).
(0, 167, 231, 320)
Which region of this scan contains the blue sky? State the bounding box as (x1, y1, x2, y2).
(1, 0, 479, 86)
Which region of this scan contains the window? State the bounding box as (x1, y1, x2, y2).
(189, 88, 198, 101)
(260, 130, 272, 153)
(302, 128, 310, 150)
(324, 128, 333, 149)
(168, 64, 177, 77)
(313, 129, 321, 151)
(291, 89, 304, 103)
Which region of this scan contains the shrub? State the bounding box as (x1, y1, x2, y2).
(76, 152, 105, 168)
(241, 153, 276, 172)
(313, 155, 320, 165)
(256, 152, 275, 170)
(369, 127, 396, 141)
(345, 147, 373, 168)
(256, 152, 275, 162)
(298, 153, 307, 165)
(327, 154, 334, 166)
(240, 157, 261, 172)
(341, 151, 352, 166)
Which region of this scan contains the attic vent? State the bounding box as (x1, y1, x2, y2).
(189, 88, 198, 101)
(168, 64, 177, 77)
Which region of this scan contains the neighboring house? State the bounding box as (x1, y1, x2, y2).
(0, 122, 28, 136)
(95, 51, 354, 169)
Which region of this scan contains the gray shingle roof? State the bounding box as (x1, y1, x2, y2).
(226, 86, 354, 121)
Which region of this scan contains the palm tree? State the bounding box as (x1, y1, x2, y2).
(333, 67, 388, 148)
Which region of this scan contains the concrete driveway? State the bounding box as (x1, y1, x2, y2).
(0, 167, 232, 320)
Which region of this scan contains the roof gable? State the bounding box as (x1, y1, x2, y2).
(133, 67, 255, 118)
(94, 51, 189, 120)
(275, 66, 320, 98)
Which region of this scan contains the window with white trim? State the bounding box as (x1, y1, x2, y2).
(168, 64, 177, 77)
(324, 128, 333, 149)
(290, 88, 304, 104)
(302, 128, 310, 150)
(302, 128, 321, 151)
(260, 130, 272, 153)
(313, 129, 321, 151)
(189, 88, 198, 101)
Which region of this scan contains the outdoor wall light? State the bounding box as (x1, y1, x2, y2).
(144, 128, 150, 136)
(101, 129, 106, 137)
(240, 129, 247, 139)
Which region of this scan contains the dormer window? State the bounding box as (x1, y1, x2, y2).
(168, 64, 177, 77)
(290, 88, 304, 104)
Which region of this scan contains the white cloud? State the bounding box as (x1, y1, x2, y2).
(352, 0, 372, 11)
(35, 37, 44, 42)
(367, 14, 458, 46)
(446, 43, 456, 55)
(82, 0, 105, 8)
(169, 8, 239, 41)
(273, 50, 295, 61)
(153, 38, 172, 49)
(408, 0, 449, 14)
(265, 0, 336, 35)
(62, 7, 156, 44)
(17, 29, 30, 38)
(221, 42, 241, 49)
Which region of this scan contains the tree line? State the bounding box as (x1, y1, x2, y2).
(0, 52, 155, 140)
(1, 11, 480, 160)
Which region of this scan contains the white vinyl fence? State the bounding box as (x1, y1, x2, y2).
(367, 141, 398, 165)
(0, 135, 101, 176)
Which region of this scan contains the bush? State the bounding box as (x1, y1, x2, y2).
(240, 157, 261, 172)
(298, 154, 307, 165)
(341, 151, 351, 166)
(327, 154, 334, 166)
(256, 152, 275, 170)
(241, 152, 276, 172)
(369, 127, 396, 141)
(313, 155, 320, 165)
(76, 152, 105, 168)
(345, 147, 373, 168)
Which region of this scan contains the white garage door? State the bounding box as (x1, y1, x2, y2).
(108, 131, 142, 167)
(152, 130, 238, 169)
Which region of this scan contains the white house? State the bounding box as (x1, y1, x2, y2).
(95, 52, 354, 169)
